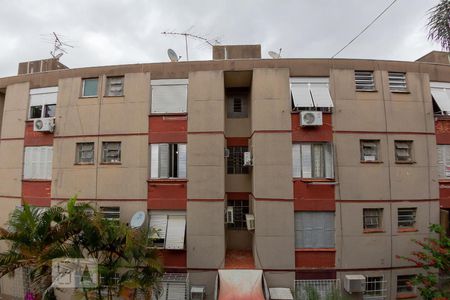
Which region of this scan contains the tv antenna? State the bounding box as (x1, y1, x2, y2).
(268, 48, 282, 59)
(161, 31, 221, 61)
(41, 32, 74, 60)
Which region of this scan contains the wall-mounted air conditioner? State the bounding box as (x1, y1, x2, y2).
(225, 207, 234, 223)
(191, 286, 206, 300)
(243, 152, 252, 166)
(33, 118, 55, 132)
(224, 148, 230, 158)
(245, 214, 255, 230)
(300, 111, 323, 126)
(344, 275, 366, 293)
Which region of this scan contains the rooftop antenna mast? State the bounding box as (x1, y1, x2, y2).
(49, 32, 74, 59)
(161, 31, 220, 61)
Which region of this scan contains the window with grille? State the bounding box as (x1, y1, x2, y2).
(150, 143, 187, 178)
(102, 142, 121, 163)
(76, 142, 95, 164)
(396, 275, 415, 294)
(82, 78, 98, 97)
(394, 141, 413, 163)
(355, 71, 375, 91)
(295, 212, 335, 248)
(388, 72, 407, 92)
(363, 208, 383, 230)
(364, 276, 386, 300)
(292, 143, 334, 178)
(105, 76, 124, 97)
(23, 146, 53, 180)
(227, 146, 249, 174)
(100, 207, 120, 222)
(227, 200, 249, 230)
(28, 87, 58, 119)
(398, 208, 417, 228)
(148, 212, 186, 250)
(360, 140, 380, 162)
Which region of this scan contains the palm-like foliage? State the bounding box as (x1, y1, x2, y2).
(427, 0, 450, 51)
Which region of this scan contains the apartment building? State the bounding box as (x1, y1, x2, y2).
(0, 46, 449, 300)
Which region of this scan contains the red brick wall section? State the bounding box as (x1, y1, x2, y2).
(293, 180, 335, 211)
(24, 121, 54, 146)
(295, 250, 335, 268)
(159, 250, 187, 269)
(226, 137, 249, 147)
(295, 269, 337, 280)
(22, 180, 51, 207)
(439, 182, 450, 209)
(149, 115, 187, 143)
(291, 113, 332, 142)
(435, 119, 450, 145)
(148, 180, 187, 210)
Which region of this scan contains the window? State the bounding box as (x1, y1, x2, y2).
(102, 142, 121, 163)
(226, 88, 249, 118)
(295, 212, 335, 248)
(398, 208, 417, 228)
(23, 146, 53, 180)
(360, 140, 380, 162)
(150, 143, 186, 178)
(437, 145, 450, 178)
(148, 212, 186, 249)
(363, 208, 383, 230)
(355, 71, 376, 91)
(227, 146, 249, 174)
(75, 142, 95, 164)
(394, 141, 413, 163)
(100, 207, 120, 222)
(290, 77, 334, 111)
(397, 275, 415, 294)
(151, 79, 188, 114)
(292, 143, 334, 178)
(388, 72, 407, 92)
(28, 87, 58, 119)
(227, 200, 249, 230)
(105, 76, 124, 97)
(430, 82, 450, 115)
(364, 276, 386, 300)
(82, 78, 98, 97)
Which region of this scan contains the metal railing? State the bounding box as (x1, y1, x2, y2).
(152, 273, 189, 300)
(295, 279, 340, 300)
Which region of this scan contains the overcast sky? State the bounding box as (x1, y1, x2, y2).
(0, 0, 442, 78)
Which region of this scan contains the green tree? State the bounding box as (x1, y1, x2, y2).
(427, 0, 450, 51)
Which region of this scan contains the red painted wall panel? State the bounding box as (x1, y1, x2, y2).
(295, 270, 337, 280)
(439, 182, 450, 209)
(291, 113, 333, 142)
(148, 180, 187, 210)
(149, 115, 187, 143)
(293, 180, 335, 211)
(22, 180, 51, 207)
(435, 119, 450, 145)
(24, 121, 54, 146)
(226, 137, 249, 147)
(295, 250, 335, 268)
(159, 250, 187, 269)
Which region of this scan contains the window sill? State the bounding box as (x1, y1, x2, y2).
(148, 178, 187, 183)
(391, 90, 410, 94)
(396, 293, 417, 299)
(295, 248, 336, 252)
(79, 96, 98, 99)
(298, 178, 335, 182)
(103, 95, 124, 98)
(149, 112, 188, 116)
(100, 162, 122, 165)
(363, 229, 385, 233)
(361, 160, 383, 164)
(22, 179, 52, 182)
(356, 89, 378, 92)
(398, 228, 418, 233)
(438, 179, 450, 183)
(395, 161, 416, 164)
(74, 163, 95, 166)
(290, 111, 332, 115)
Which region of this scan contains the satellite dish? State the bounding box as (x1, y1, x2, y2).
(268, 48, 282, 59)
(130, 211, 146, 229)
(167, 48, 180, 62)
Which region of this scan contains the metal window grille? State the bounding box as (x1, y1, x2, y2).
(363, 208, 383, 229)
(227, 200, 249, 230)
(106, 76, 124, 96)
(388, 72, 407, 92)
(355, 71, 375, 91)
(398, 208, 417, 228)
(233, 97, 242, 112)
(363, 276, 386, 300)
(227, 146, 249, 174)
(102, 142, 121, 163)
(76, 142, 94, 164)
(360, 140, 380, 162)
(100, 207, 120, 222)
(295, 279, 340, 300)
(395, 141, 413, 162)
(153, 273, 189, 300)
(396, 275, 415, 293)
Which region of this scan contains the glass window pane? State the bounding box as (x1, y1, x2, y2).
(44, 104, 56, 118)
(30, 106, 42, 119)
(83, 78, 98, 97)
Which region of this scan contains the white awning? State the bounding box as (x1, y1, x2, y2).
(218, 270, 265, 300)
(165, 215, 186, 250)
(290, 83, 314, 107)
(431, 82, 450, 113)
(290, 77, 333, 108)
(310, 84, 334, 108)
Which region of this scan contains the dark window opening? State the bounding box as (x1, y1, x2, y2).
(227, 200, 249, 230)
(30, 105, 42, 119)
(227, 146, 249, 174)
(44, 104, 56, 118)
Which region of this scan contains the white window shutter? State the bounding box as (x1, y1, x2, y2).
(149, 215, 168, 240)
(325, 144, 334, 179)
(290, 83, 314, 107)
(150, 144, 159, 179)
(151, 80, 188, 114)
(312, 144, 323, 178)
(292, 144, 301, 177)
(310, 84, 334, 108)
(301, 144, 312, 178)
(437, 145, 445, 178)
(177, 144, 187, 178)
(165, 215, 186, 250)
(23, 148, 33, 179)
(445, 145, 450, 178)
(158, 144, 170, 178)
(44, 147, 53, 180)
(167, 283, 187, 300)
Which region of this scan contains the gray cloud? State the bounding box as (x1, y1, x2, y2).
(0, 0, 441, 78)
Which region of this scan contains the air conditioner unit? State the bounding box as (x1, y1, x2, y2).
(225, 207, 234, 224)
(245, 214, 255, 230)
(191, 286, 206, 300)
(224, 148, 230, 158)
(243, 152, 252, 166)
(33, 118, 55, 132)
(300, 111, 323, 126)
(344, 275, 366, 293)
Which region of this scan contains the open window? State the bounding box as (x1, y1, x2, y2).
(292, 143, 334, 179)
(431, 82, 450, 115)
(28, 87, 58, 120)
(290, 77, 333, 112)
(150, 143, 186, 179)
(148, 211, 186, 250)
